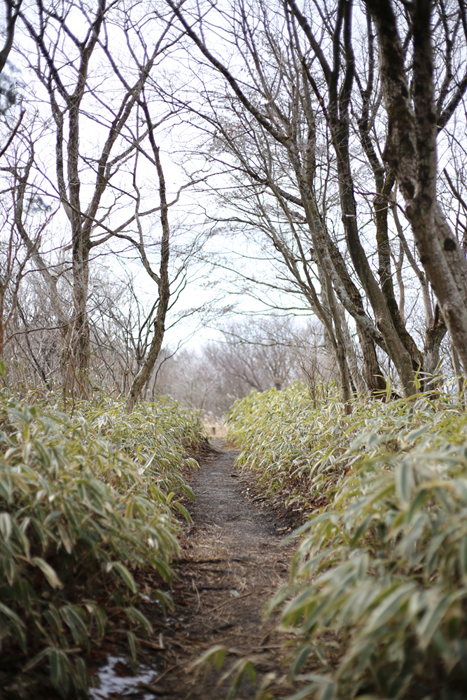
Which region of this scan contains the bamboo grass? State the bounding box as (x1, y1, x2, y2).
(0, 391, 205, 698)
(228, 382, 467, 699)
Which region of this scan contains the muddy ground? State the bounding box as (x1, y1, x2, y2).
(89, 441, 300, 700)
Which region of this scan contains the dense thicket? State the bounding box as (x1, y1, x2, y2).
(0, 390, 204, 697)
(228, 384, 467, 698)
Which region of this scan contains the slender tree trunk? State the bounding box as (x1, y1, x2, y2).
(423, 304, 447, 377)
(0, 292, 5, 359)
(374, 185, 423, 372)
(71, 235, 90, 391)
(326, 279, 353, 413)
(356, 323, 386, 394)
(126, 301, 169, 413)
(451, 342, 465, 406)
(0, 0, 22, 76)
(288, 0, 417, 395)
(324, 227, 387, 393)
(337, 305, 367, 395)
(126, 133, 171, 412)
(333, 131, 416, 396)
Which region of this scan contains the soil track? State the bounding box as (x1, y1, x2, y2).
(147, 441, 294, 699)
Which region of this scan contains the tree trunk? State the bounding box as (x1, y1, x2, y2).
(126, 134, 171, 413)
(337, 305, 367, 395)
(325, 278, 353, 413)
(366, 0, 467, 374)
(286, 0, 417, 395)
(451, 342, 465, 405)
(71, 229, 90, 392)
(126, 304, 168, 413)
(423, 304, 447, 379)
(334, 146, 416, 396)
(356, 322, 386, 394)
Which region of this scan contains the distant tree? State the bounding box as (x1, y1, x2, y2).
(0, 112, 57, 362)
(155, 315, 334, 416)
(207, 316, 308, 393)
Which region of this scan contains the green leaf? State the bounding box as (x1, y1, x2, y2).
(49, 648, 71, 693)
(0, 601, 26, 635)
(23, 647, 53, 673)
(406, 424, 430, 442)
(396, 461, 413, 504)
(246, 660, 256, 685)
(125, 606, 153, 635)
(60, 605, 88, 644)
(364, 583, 415, 633)
(32, 557, 63, 589)
(290, 644, 314, 675)
(174, 500, 192, 523)
(0, 511, 13, 540)
(75, 657, 88, 690)
(85, 603, 107, 638)
(127, 630, 137, 663)
(108, 562, 137, 593)
(190, 645, 227, 672)
(416, 592, 461, 650)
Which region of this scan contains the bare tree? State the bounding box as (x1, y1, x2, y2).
(0, 186, 29, 358)
(155, 315, 332, 415)
(364, 0, 467, 373)
(124, 117, 172, 412)
(0, 112, 60, 362)
(164, 0, 387, 407)
(163, 0, 409, 398)
(163, 0, 467, 397)
(212, 316, 305, 392)
(16, 0, 181, 393)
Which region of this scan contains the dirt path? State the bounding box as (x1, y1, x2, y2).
(89, 442, 295, 700)
(148, 442, 294, 699)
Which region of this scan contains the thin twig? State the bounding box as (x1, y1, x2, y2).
(209, 589, 256, 612)
(192, 577, 201, 614)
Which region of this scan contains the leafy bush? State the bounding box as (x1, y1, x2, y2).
(0, 393, 205, 698)
(227, 382, 365, 512)
(228, 383, 467, 699)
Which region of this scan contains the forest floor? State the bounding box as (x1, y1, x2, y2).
(89, 441, 300, 700)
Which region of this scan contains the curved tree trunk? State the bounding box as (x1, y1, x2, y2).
(126, 121, 171, 413)
(366, 0, 467, 374)
(423, 304, 447, 378)
(125, 296, 169, 413)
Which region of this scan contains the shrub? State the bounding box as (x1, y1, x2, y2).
(227, 382, 364, 512)
(228, 383, 467, 699)
(0, 393, 205, 697)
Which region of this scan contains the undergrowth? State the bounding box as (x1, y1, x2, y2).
(0, 391, 205, 698)
(227, 382, 467, 699)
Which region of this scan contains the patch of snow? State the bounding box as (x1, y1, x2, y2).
(89, 655, 158, 699)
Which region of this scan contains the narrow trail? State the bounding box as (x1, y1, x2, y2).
(151, 442, 294, 699)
